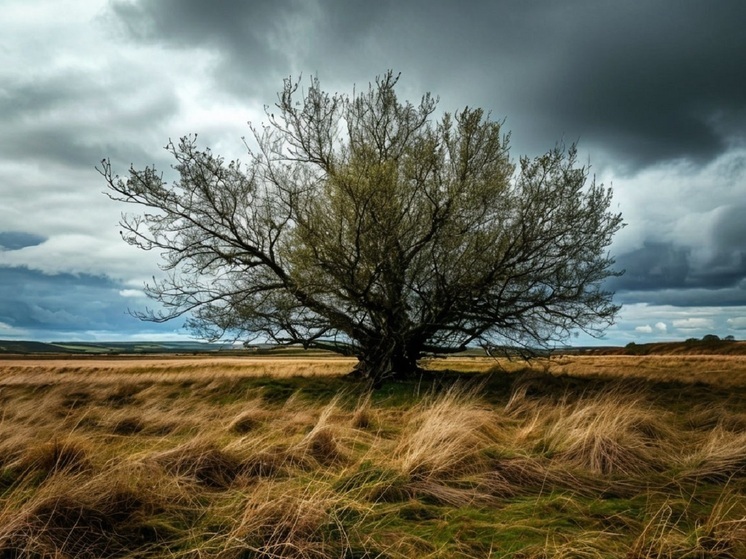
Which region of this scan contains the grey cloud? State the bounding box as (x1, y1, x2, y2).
(1, 129, 155, 171)
(111, 0, 292, 46)
(514, 2, 745, 166)
(0, 267, 121, 329)
(0, 70, 180, 169)
(616, 286, 746, 308)
(111, 0, 305, 96)
(610, 243, 693, 292)
(609, 238, 746, 306)
(441, 1, 746, 167)
(0, 76, 93, 121)
(0, 266, 184, 338)
(0, 232, 46, 251)
(111, 0, 746, 169)
(713, 205, 746, 251)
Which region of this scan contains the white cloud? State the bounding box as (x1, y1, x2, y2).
(633, 322, 669, 335)
(672, 317, 715, 330)
(119, 289, 146, 298)
(727, 317, 746, 330)
(0, 233, 161, 280)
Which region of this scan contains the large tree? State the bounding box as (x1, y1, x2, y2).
(101, 72, 623, 385)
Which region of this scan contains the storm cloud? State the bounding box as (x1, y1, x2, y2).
(113, 0, 746, 167)
(0, 266, 185, 339)
(1, 0, 745, 343)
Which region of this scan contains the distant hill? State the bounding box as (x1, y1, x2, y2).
(0, 340, 236, 355)
(0, 340, 80, 354)
(588, 339, 746, 356)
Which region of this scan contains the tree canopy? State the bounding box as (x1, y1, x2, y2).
(101, 72, 623, 385)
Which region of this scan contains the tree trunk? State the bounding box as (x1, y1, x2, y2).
(352, 339, 421, 387)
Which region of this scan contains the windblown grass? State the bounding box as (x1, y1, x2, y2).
(1, 355, 746, 557)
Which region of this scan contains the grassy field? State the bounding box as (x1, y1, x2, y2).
(1, 354, 745, 558)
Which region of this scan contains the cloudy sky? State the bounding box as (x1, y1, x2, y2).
(2, 0, 745, 345)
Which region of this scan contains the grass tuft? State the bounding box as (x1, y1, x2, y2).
(680, 427, 746, 483)
(222, 482, 367, 559)
(394, 385, 498, 480)
(14, 436, 93, 479)
(521, 391, 670, 477)
(351, 392, 374, 430)
(151, 441, 244, 489)
(0, 467, 180, 559)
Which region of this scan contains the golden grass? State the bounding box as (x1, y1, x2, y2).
(1, 353, 746, 558)
(425, 353, 746, 387)
(513, 390, 673, 476)
(0, 355, 356, 385)
(541, 354, 746, 386)
(6, 352, 746, 387)
(394, 385, 499, 480)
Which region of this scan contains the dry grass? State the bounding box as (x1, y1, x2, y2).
(0, 356, 355, 386)
(1, 354, 746, 558)
(394, 385, 499, 480)
(628, 495, 746, 559)
(221, 481, 366, 559)
(536, 392, 671, 476)
(541, 354, 746, 387)
(424, 353, 746, 387)
(679, 427, 746, 483)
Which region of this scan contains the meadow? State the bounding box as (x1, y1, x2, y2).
(1, 353, 745, 558)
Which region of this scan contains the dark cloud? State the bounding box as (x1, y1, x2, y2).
(0, 267, 115, 330)
(534, 2, 746, 167)
(0, 266, 184, 338)
(0, 232, 46, 251)
(112, 0, 290, 47)
(418, 1, 746, 166)
(610, 242, 694, 290)
(112, 0, 746, 168)
(1, 129, 157, 171)
(110, 0, 306, 96)
(616, 286, 746, 308)
(609, 237, 746, 307)
(0, 71, 180, 169)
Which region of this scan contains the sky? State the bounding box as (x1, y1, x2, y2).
(1, 0, 745, 346)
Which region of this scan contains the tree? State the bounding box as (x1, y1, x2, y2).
(101, 72, 623, 386)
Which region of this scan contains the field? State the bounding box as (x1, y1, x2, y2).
(1, 354, 746, 558)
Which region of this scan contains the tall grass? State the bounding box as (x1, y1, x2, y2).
(1, 356, 746, 557)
